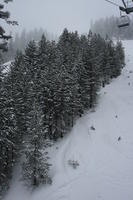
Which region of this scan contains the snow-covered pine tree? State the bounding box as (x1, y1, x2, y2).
(0, 27, 125, 196)
(87, 32, 101, 108)
(57, 29, 82, 129)
(78, 35, 91, 111)
(116, 40, 125, 69)
(18, 40, 52, 187)
(0, 73, 17, 197)
(113, 40, 125, 77)
(22, 102, 52, 188)
(79, 33, 99, 110)
(100, 37, 113, 87)
(23, 40, 39, 128)
(67, 31, 83, 120)
(37, 35, 57, 140)
(7, 51, 30, 147)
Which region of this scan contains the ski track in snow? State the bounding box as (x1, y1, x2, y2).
(4, 40, 133, 200)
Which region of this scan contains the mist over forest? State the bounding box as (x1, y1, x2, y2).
(91, 15, 133, 40)
(1, 28, 57, 63)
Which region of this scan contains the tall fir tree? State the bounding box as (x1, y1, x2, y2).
(22, 102, 52, 188)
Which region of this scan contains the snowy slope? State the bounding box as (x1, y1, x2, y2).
(5, 40, 133, 200)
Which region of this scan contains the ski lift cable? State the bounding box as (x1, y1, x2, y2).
(105, 0, 133, 28)
(122, 0, 127, 8)
(105, 0, 133, 14)
(105, 0, 121, 7)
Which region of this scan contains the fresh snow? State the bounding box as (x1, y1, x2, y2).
(2, 61, 13, 74)
(4, 40, 133, 200)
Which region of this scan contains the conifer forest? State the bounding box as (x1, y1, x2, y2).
(1, 0, 132, 200)
(0, 28, 125, 198)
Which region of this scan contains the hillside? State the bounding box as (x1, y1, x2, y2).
(4, 40, 133, 200)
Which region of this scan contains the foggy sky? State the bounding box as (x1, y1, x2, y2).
(6, 0, 123, 35)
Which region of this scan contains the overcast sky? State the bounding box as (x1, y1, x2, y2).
(6, 0, 123, 36)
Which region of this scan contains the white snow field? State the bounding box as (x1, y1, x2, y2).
(4, 40, 133, 200)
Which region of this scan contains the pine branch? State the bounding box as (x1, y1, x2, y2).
(0, 26, 5, 36)
(0, 10, 10, 19)
(0, 35, 12, 40)
(6, 20, 18, 25)
(4, 0, 13, 3)
(0, 4, 4, 9)
(0, 42, 8, 51)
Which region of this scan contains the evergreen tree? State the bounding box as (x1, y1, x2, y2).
(114, 40, 125, 77)
(8, 52, 28, 144)
(0, 73, 17, 197)
(22, 102, 52, 188)
(0, 29, 125, 194)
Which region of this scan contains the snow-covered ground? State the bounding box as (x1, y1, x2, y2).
(4, 40, 133, 200)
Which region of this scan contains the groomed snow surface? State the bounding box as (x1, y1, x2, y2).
(4, 40, 133, 200)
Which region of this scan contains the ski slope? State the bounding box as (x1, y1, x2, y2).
(5, 40, 133, 200)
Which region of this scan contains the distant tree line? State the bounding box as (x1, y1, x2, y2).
(1, 28, 57, 62)
(0, 29, 125, 198)
(91, 16, 133, 40)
